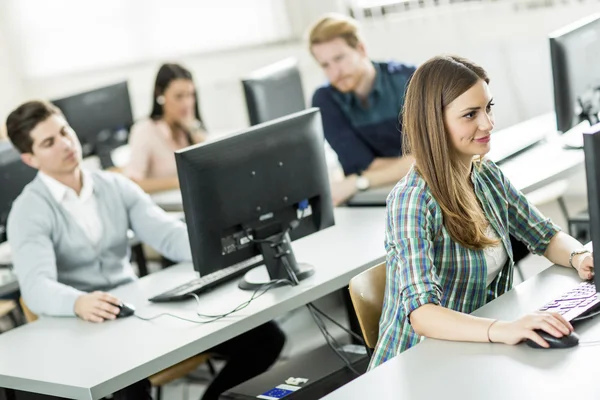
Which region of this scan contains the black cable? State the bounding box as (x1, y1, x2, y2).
(279, 255, 360, 375)
(307, 304, 360, 376)
(134, 279, 292, 324)
(245, 210, 362, 375)
(309, 304, 366, 345)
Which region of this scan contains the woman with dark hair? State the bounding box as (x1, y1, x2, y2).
(370, 55, 594, 369)
(124, 64, 286, 399)
(125, 63, 207, 193)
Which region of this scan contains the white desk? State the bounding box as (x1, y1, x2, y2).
(0, 269, 17, 298)
(324, 258, 600, 400)
(0, 207, 386, 399)
(0, 242, 11, 267)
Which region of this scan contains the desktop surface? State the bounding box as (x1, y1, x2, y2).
(323, 252, 600, 400)
(0, 207, 385, 399)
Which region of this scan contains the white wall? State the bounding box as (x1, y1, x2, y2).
(0, 1, 25, 135)
(0, 1, 598, 134)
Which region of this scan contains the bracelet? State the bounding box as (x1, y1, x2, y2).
(569, 249, 591, 269)
(487, 319, 498, 343)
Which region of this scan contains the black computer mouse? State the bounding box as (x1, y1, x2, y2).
(116, 302, 136, 318)
(525, 329, 579, 349)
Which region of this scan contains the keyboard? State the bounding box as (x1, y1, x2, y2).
(538, 281, 600, 322)
(148, 256, 263, 302)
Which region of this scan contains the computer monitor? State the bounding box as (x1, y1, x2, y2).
(242, 58, 306, 126)
(0, 143, 37, 244)
(51, 81, 134, 168)
(550, 14, 600, 134)
(583, 122, 600, 292)
(175, 108, 334, 289)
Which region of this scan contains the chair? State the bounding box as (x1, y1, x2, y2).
(348, 262, 387, 353)
(0, 300, 19, 333)
(19, 298, 212, 400)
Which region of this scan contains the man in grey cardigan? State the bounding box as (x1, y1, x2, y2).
(5, 101, 284, 400)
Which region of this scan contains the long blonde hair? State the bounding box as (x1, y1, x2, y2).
(402, 55, 498, 250)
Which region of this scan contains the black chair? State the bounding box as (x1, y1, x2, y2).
(510, 235, 530, 282)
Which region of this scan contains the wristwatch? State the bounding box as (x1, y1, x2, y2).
(355, 174, 370, 191)
(569, 248, 592, 269)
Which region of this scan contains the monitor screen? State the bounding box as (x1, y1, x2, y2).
(242, 58, 306, 126)
(583, 123, 600, 292)
(51, 81, 134, 164)
(175, 108, 334, 285)
(550, 14, 600, 133)
(0, 143, 37, 243)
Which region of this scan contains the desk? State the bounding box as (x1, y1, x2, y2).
(323, 258, 600, 399)
(0, 242, 11, 267)
(0, 269, 17, 298)
(0, 207, 386, 399)
(150, 189, 183, 212)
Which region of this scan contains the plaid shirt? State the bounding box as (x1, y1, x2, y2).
(369, 159, 560, 369)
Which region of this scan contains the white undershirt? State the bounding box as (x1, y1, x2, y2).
(484, 224, 508, 287)
(38, 170, 104, 247)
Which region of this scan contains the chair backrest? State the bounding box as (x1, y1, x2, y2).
(19, 298, 38, 323)
(348, 262, 386, 349)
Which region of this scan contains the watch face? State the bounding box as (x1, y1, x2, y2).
(356, 176, 370, 191)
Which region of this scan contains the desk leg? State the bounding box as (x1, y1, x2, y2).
(341, 287, 363, 345)
(131, 244, 149, 277)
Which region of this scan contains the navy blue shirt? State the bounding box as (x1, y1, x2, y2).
(312, 61, 416, 176)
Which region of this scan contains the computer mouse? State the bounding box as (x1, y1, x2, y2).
(116, 302, 136, 318)
(525, 329, 579, 349)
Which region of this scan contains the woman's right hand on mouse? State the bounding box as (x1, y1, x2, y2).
(488, 312, 574, 348)
(74, 291, 122, 323)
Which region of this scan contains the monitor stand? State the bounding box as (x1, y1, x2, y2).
(238, 231, 315, 291)
(238, 263, 315, 291)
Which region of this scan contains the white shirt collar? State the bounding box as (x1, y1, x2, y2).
(38, 170, 94, 203)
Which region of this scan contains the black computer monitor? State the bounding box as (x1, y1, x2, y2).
(0, 143, 37, 244)
(51, 81, 134, 168)
(175, 108, 334, 289)
(242, 58, 306, 126)
(583, 123, 600, 292)
(550, 14, 600, 134)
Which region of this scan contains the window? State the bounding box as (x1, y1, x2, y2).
(7, 0, 293, 78)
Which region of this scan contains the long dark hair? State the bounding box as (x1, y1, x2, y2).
(150, 63, 205, 144)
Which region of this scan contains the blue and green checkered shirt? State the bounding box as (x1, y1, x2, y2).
(369, 159, 560, 369)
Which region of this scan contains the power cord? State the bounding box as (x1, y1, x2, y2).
(278, 248, 363, 376)
(134, 278, 292, 324)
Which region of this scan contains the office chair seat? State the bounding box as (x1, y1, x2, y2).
(348, 262, 387, 350)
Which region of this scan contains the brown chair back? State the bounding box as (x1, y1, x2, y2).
(19, 298, 39, 323)
(348, 262, 386, 349)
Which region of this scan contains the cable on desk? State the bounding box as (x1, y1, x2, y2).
(134, 279, 292, 324)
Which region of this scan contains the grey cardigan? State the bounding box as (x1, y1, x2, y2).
(7, 170, 192, 316)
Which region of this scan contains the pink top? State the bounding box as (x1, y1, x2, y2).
(124, 119, 190, 181)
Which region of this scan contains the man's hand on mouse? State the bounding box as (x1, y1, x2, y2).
(488, 312, 574, 348)
(573, 252, 594, 281)
(74, 291, 121, 323)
